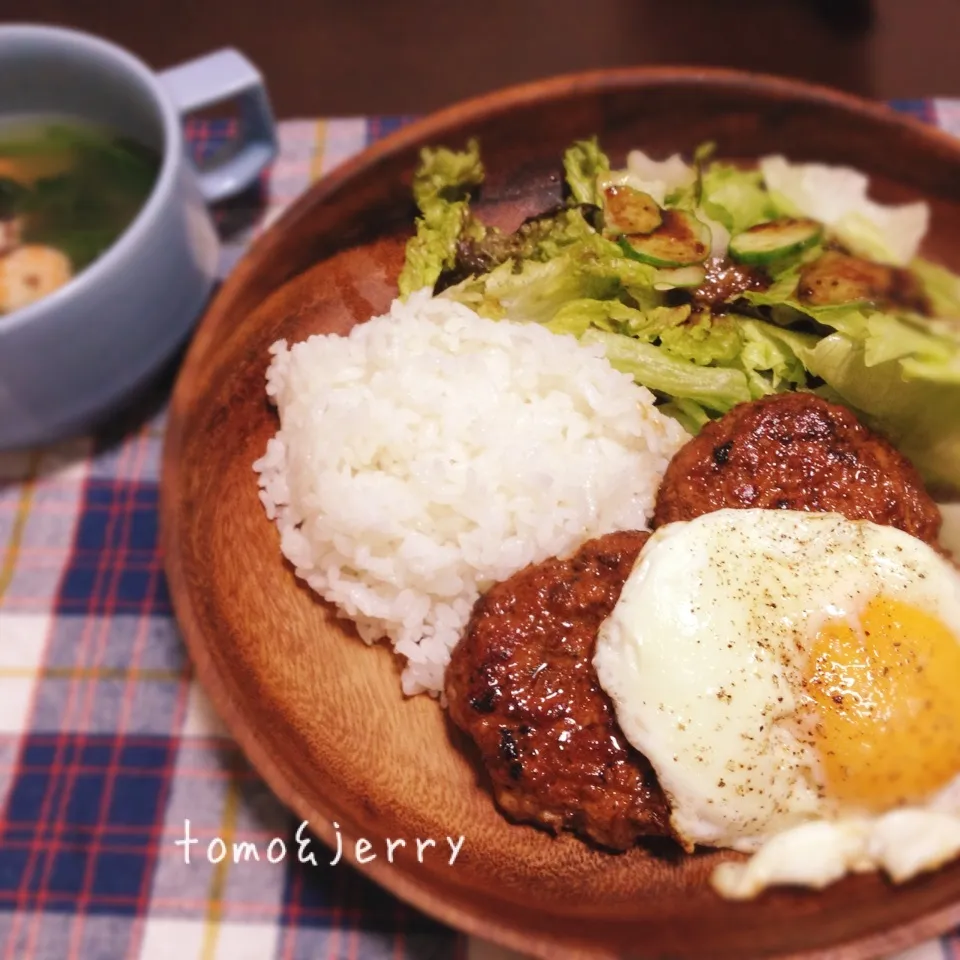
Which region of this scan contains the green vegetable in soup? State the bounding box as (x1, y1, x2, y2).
(0, 119, 160, 280)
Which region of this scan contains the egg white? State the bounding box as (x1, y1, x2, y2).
(711, 792, 960, 899)
(593, 509, 960, 879)
(713, 722, 960, 898)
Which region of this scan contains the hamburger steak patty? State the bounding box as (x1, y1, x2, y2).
(445, 530, 672, 850)
(446, 394, 943, 851)
(654, 392, 942, 543)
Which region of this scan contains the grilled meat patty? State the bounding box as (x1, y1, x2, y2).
(446, 394, 942, 850)
(445, 530, 672, 850)
(654, 392, 942, 542)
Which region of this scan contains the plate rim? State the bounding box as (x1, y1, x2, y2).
(161, 65, 960, 959)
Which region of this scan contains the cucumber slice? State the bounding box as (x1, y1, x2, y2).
(653, 265, 707, 290)
(619, 210, 710, 268)
(728, 218, 822, 265)
(602, 185, 662, 236)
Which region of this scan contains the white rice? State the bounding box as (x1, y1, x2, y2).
(253, 289, 689, 696)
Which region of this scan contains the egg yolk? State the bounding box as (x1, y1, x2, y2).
(806, 595, 960, 811)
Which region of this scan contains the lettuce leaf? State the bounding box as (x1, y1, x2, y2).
(899, 355, 960, 384)
(739, 289, 958, 368)
(941, 503, 960, 556)
(659, 314, 743, 366)
(563, 138, 610, 206)
(581, 329, 752, 412)
(412, 139, 484, 212)
(399, 202, 470, 298)
(861, 313, 956, 367)
(701, 163, 776, 235)
(742, 292, 874, 339)
(441, 226, 661, 323)
(659, 397, 712, 434)
(399, 136, 960, 492)
(784, 332, 960, 495)
(759, 155, 929, 266)
(546, 298, 691, 339)
(911, 257, 960, 317)
(736, 318, 816, 396)
(547, 298, 646, 337)
(442, 250, 619, 324)
(511, 207, 598, 261)
(398, 140, 484, 297)
(738, 288, 960, 490)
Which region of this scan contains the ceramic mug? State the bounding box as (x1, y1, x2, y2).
(0, 24, 277, 449)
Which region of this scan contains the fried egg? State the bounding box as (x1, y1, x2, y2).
(593, 509, 960, 898)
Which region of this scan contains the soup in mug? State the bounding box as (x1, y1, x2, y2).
(0, 117, 160, 316)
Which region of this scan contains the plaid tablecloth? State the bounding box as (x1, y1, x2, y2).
(1, 104, 959, 960)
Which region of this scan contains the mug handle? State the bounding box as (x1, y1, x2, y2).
(159, 49, 278, 204)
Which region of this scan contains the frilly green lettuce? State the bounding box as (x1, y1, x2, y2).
(911, 257, 960, 316)
(441, 250, 620, 324)
(440, 223, 662, 323)
(582, 329, 753, 412)
(398, 140, 484, 297)
(659, 314, 743, 366)
(701, 163, 777, 235)
(787, 332, 960, 494)
(399, 136, 960, 493)
(736, 319, 815, 396)
(739, 286, 960, 492)
(740, 289, 957, 366)
(658, 397, 712, 434)
(398, 202, 467, 298)
(563, 138, 610, 206)
(412, 139, 484, 211)
(545, 298, 690, 339)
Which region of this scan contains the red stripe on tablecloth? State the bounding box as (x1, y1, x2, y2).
(280, 841, 307, 960)
(0, 460, 107, 960)
(65, 430, 190, 959)
(392, 900, 406, 960)
(0, 889, 379, 920)
(0, 503, 89, 514)
(0, 758, 263, 779)
(4, 598, 168, 612)
(327, 854, 344, 960)
(0, 732, 233, 749)
(0, 826, 281, 845)
(10, 436, 143, 959)
(348, 895, 360, 960)
(2, 547, 159, 561)
(120, 560, 189, 959)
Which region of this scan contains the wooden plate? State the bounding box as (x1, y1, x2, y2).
(160, 68, 960, 959)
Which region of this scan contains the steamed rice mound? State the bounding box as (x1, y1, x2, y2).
(253, 290, 689, 696)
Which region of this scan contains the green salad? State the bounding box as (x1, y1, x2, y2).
(397, 138, 960, 495)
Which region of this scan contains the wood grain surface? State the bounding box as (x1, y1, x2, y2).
(161, 68, 960, 959)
